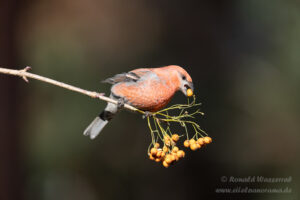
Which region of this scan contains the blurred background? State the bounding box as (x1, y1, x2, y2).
(0, 0, 299, 199)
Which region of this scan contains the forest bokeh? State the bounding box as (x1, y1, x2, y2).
(0, 0, 299, 199)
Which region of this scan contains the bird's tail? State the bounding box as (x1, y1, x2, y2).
(83, 110, 114, 139)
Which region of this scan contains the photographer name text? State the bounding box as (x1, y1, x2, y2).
(221, 176, 292, 183)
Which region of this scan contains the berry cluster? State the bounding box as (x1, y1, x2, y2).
(145, 95, 210, 168)
(148, 134, 212, 168)
(183, 136, 212, 151)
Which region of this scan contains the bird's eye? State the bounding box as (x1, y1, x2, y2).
(182, 75, 186, 80)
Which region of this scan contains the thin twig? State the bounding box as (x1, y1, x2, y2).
(0, 66, 143, 113)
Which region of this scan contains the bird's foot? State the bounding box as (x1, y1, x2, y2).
(117, 98, 125, 109)
(143, 111, 153, 119)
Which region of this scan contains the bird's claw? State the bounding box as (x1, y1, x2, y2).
(142, 111, 153, 119)
(117, 98, 125, 109)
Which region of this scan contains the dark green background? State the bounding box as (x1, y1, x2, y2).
(0, 0, 299, 199)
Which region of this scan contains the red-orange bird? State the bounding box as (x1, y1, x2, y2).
(84, 65, 194, 139)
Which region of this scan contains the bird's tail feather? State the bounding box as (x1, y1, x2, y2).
(83, 116, 109, 139)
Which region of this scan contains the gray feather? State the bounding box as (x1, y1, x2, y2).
(83, 102, 118, 140)
(83, 116, 109, 140)
(102, 72, 140, 84)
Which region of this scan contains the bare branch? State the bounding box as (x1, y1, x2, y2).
(0, 66, 143, 113)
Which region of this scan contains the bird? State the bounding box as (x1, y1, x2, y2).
(83, 65, 194, 139)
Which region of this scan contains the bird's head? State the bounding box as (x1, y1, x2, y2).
(165, 65, 194, 97)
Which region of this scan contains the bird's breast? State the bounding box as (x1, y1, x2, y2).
(111, 77, 177, 112)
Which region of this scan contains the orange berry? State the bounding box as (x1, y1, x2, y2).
(177, 150, 185, 158)
(164, 136, 170, 145)
(164, 135, 174, 146)
(190, 143, 198, 151)
(165, 155, 172, 164)
(157, 150, 162, 157)
(163, 161, 169, 168)
(150, 148, 157, 155)
(197, 138, 204, 145)
(163, 146, 168, 153)
(154, 143, 160, 148)
(164, 135, 170, 141)
(155, 158, 161, 162)
(161, 152, 166, 158)
(173, 154, 179, 161)
(170, 154, 176, 161)
(184, 140, 190, 147)
(190, 139, 196, 144)
(172, 146, 179, 153)
(203, 136, 212, 144)
(171, 134, 180, 142)
(149, 154, 155, 160)
(196, 143, 201, 148)
(187, 88, 193, 97)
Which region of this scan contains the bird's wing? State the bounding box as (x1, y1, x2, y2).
(129, 68, 152, 78)
(102, 68, 152, 84)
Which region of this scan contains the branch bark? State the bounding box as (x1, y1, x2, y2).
(0, 66, 143, 113)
